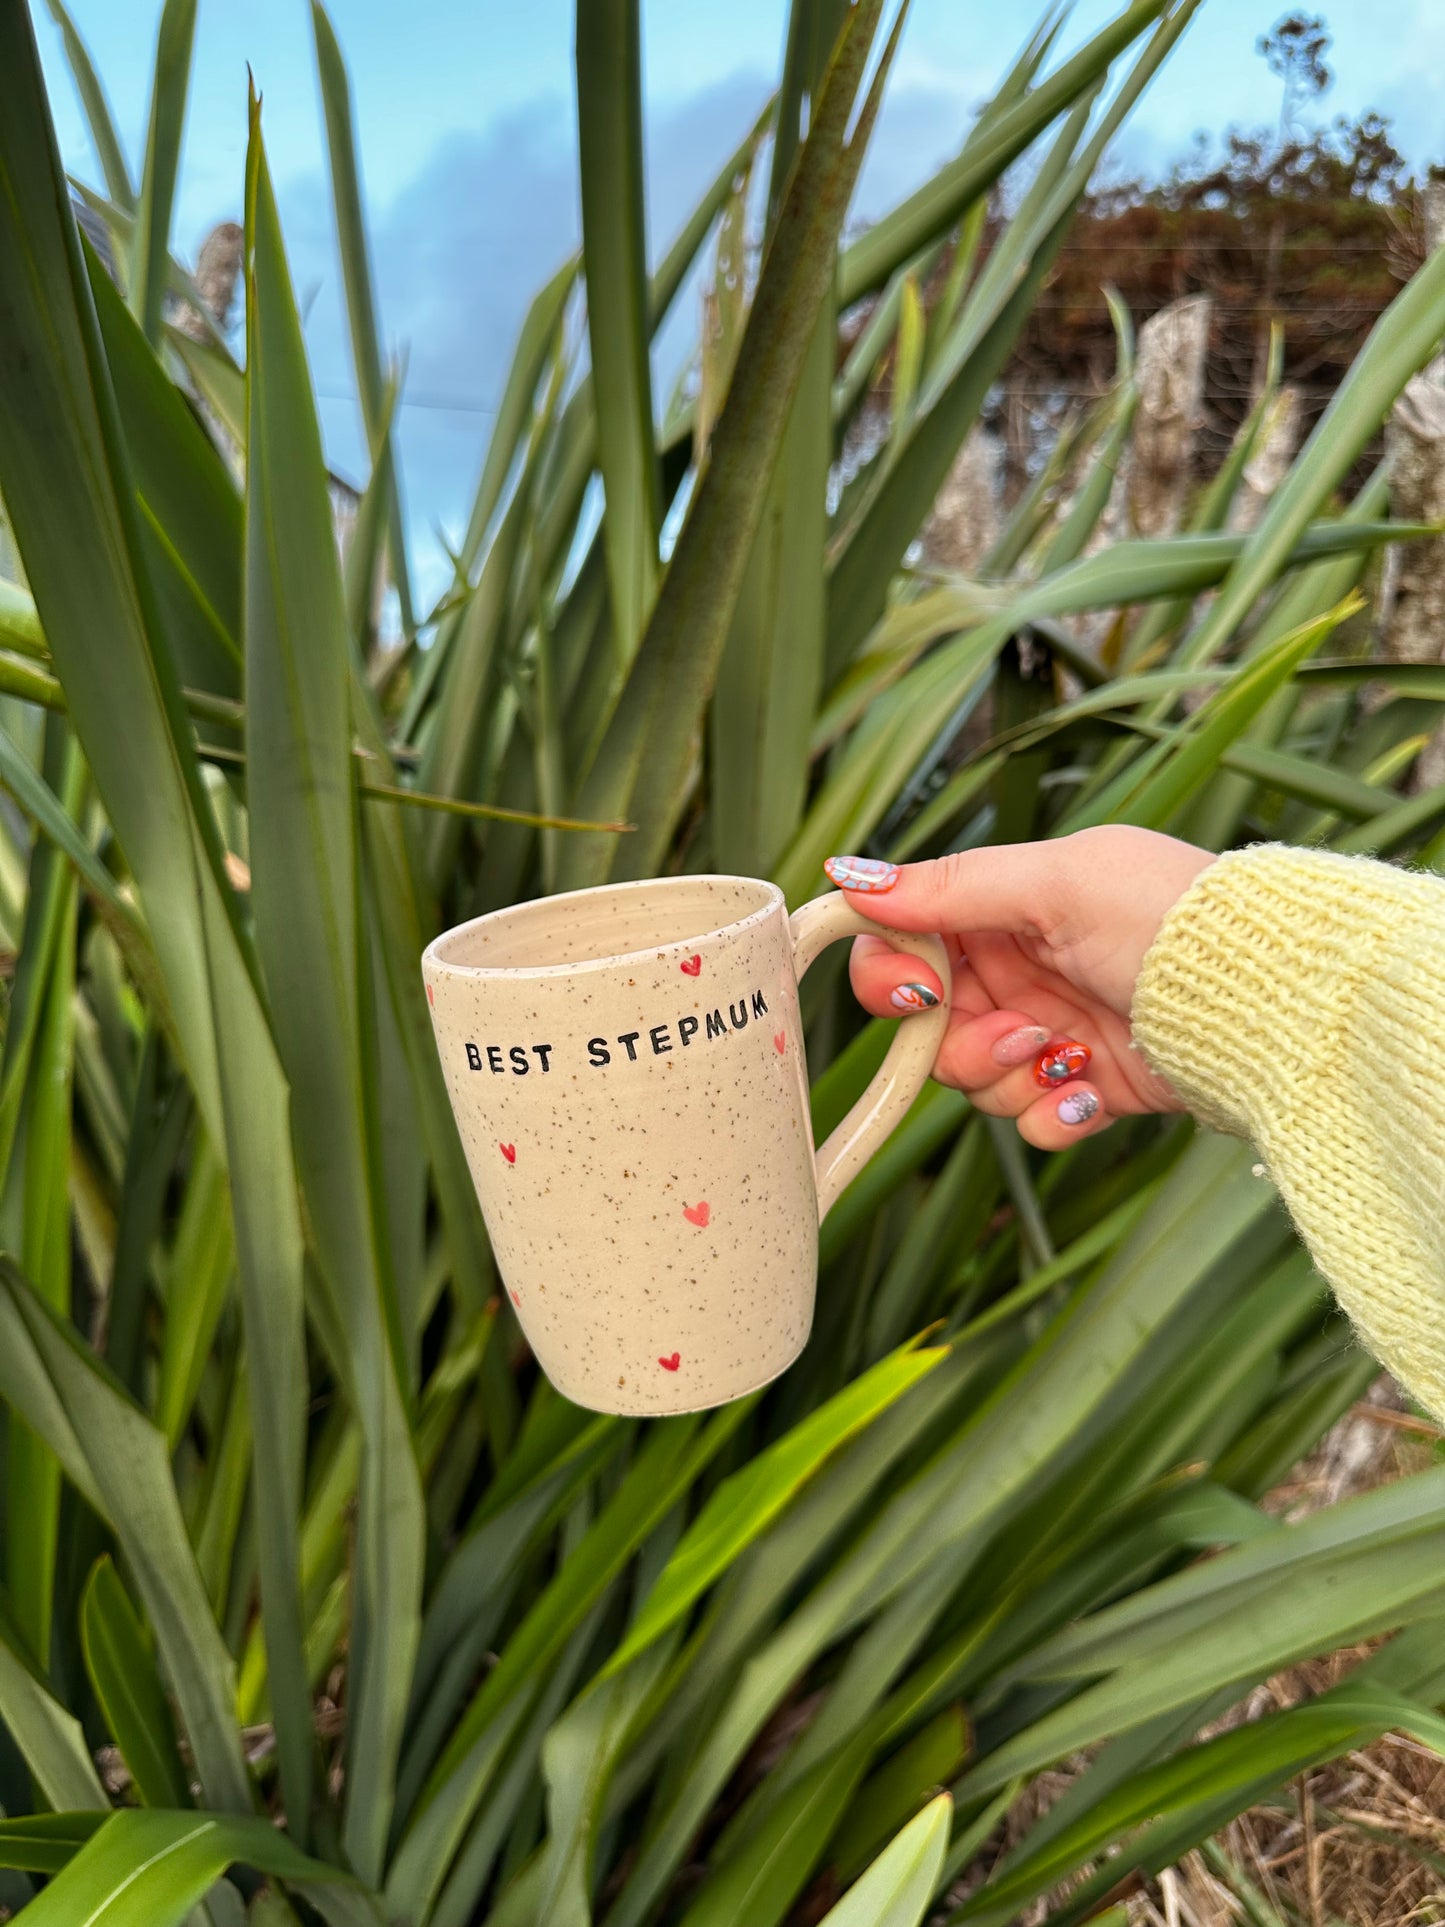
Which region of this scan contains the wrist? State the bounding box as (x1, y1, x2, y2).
(1129, 844, 1425, 1137)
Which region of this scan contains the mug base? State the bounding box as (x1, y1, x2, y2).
(549, 1330, 811, 1418)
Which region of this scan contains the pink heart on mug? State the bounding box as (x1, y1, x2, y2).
(682, 1201, 710, 1228)
(500, 1142, 516, 1163)
(680, 955, 701, 976)
(773, 1032, 786, 1056)
(658, 1352, 681, 1371)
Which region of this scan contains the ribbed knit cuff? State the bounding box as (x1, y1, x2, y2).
(1131, 843, 1434, 1142)
(1133, 841, 1445, 1418)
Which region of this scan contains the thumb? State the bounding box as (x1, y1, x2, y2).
(823, 845, 1069, 939)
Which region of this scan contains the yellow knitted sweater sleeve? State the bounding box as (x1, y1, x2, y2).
(1130, 843, 1445, 1419)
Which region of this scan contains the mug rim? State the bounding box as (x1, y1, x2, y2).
(422, 873, 786, 981)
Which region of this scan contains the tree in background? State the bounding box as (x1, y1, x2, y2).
(1258, 10, 1333, 140)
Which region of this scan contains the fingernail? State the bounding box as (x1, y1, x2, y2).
(824, 855, 899, 894)
(992, 1025, 1050, 1067)
(890, 982, 940, 1013)
(1058, 1090, 1099, 1127)
(1034, 1038, 1092, 1089)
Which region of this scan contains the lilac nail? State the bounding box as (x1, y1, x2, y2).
(890, 982, 940, 1013)
(992, 1025, 1050, 1067)
(824, 855, 899, 894)
(1058, 1090, 1099, 1127)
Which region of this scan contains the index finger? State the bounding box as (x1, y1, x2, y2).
(825, 845, 1069, 941)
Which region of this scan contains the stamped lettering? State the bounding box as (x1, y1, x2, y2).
(465, 985, 769, 1075)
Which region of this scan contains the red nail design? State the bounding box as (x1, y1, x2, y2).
(658, 1353, 681, 1371)
(773, 1031, 786, 1055)
(500, 1142, 517, 1163)
(1034, 1039, 1091, 1090)
(683, 1201, 710, 1227)
(680, 955, 701, 976)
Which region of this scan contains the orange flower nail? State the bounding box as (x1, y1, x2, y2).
(1034, 1038, 1091, 1089)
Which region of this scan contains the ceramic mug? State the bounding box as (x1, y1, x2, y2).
(421, 875, 950, 1416)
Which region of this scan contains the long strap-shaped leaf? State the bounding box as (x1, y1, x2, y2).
(0, 1260, 250, 1812)
(0, 10, 305, 1831)
(560, 0, 904, 886)
(129, 0, 196, 347)
(41, 0, 134, 210)
(81, 1556, 193, 1810)
(4, 724, 79, 1670)
(711, 0, 836, 876)
(1176, 231, 1445, 672)
(817, 1792, 952, 1927)
(838, 0, 1171, 303)
(243, 94, 422, 1885)
(310, 1, 415, 640)
(5, 1809, 384, 1927)
(0, 1607, 107, 1813)
(577, 0, 660, 667)
(827, 0, 1200, 671)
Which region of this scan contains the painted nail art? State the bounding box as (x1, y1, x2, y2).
(890, 982, 941, 1013)
(1034, 1038, 1092, 1089)
(992, 1024, 1049, 1067)
(824, 854, 899, 894)
(1058, 1090, 1099, 1127)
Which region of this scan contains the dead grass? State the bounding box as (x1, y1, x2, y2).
(946, 1378, 1445, 1927)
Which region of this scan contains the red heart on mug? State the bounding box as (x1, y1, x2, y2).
(680, 955, 701, 976)
(500, 1142, 516, 1163)
(774, 1032, 786, 1056)
(658, 1352, 681, 1371)
(683, 1201, 710, 1228)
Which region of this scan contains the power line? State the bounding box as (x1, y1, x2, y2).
(1052, 239, 1405, 252)
(314, 386, 500, 418)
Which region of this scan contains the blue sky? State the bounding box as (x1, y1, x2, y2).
(32, 1, 1445, 606)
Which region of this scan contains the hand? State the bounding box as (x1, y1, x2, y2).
(826, 826, 1216, 1149)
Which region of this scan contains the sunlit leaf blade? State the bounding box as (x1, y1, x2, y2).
(1064, 601, 1360, 833)
(9, 1809, 383, 1927)
(818, 1792, 952, 1927)
(610, 1344, 945, 1673)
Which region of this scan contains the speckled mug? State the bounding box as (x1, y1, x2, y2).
(422, 876, 950, 1416)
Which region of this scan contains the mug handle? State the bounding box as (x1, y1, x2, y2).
(789, 892, 952, 1221)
